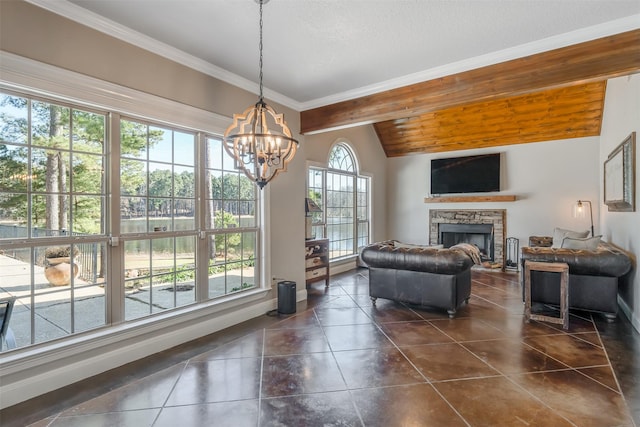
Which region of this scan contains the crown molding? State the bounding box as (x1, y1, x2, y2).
(22, 1, 640, 112)
(23, 0, 304, 111)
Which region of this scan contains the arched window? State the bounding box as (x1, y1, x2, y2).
(308, 142, 370, 260)
(328, 143, 355, 172)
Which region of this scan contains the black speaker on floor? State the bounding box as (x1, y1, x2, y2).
(277, 281, 296, 314)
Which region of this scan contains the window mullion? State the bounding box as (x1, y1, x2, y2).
(107, 112, 124, 325)
(352, 175, 357, 254)
(195, 132, 208, 303)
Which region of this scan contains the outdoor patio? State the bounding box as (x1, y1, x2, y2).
(0, 255, 249, 350)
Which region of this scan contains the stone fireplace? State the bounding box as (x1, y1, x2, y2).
(429, 209, 506, 268)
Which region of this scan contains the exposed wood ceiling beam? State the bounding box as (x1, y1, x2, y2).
(300, 29, 640, 135)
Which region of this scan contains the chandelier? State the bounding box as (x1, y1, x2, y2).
(223, 0, 298, 189)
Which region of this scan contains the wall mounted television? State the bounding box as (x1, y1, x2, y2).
(430, 153, 501, 195)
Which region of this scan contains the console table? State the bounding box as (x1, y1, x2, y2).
(305, 238, 329, 288)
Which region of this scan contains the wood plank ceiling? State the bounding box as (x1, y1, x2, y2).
(300, 29, 640, 157)
(374, 82, 606, 156)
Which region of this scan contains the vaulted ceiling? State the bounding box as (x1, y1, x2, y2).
(301, 30, 640, 156)
(31, 1, 640, 156)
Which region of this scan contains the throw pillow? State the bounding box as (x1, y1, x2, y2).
(551, 227, 589, 248)
(561, 235, 602, 250)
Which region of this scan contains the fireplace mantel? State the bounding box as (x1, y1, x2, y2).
(424, 195, 517, 203)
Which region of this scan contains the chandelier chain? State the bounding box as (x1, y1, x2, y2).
(258, 0, 264, 101)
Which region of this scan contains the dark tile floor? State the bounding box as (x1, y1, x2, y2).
(2, 268, 639, 427)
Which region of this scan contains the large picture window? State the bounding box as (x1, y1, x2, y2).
(0, 89, 262, 351)
(308, 142, 370, 260)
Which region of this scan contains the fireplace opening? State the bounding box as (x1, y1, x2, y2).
(439, 223, 494, 262)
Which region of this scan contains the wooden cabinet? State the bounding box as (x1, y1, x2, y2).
(305, 238, 330, 287)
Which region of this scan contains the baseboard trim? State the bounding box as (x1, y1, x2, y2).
(330, 258, 357, 276)
(618, 295, 640, 333)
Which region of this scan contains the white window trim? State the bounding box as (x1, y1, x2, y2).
(0, 51, 277, 408)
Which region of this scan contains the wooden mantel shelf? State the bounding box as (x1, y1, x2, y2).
(424, 195, 517, 203)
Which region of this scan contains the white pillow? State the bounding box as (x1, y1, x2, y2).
(552, 227, 589, 248)
(561, 235, 601, 250)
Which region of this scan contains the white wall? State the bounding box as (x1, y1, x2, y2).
(600, 74, 640, 331)
(270, 120, 388, 287)
(387, 137, 600, 248)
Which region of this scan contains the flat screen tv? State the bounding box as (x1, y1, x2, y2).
(430, 153, 501, 195)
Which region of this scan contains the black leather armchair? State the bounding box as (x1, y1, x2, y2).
(360, 241, 476, 318)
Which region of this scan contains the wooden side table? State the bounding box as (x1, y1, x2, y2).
(305, 238, 330, 288)
(524, 260, 569, 330)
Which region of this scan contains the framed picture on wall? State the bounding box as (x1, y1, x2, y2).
(604, 132, 636, 212)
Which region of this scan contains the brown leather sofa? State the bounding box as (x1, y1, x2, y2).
(520, 241, 632, 321)
(360, 240, 478, 318)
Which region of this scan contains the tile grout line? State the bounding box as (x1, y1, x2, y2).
(361, 302, 472, 426)
(425, 314, 580, 426)
(589, 315, 638, 427)
(16, 270, 638, 426)
(319, 277, 464, 425)
(150, 361, 190, 426)
(423, 290, 592, 427)
(256, 327, 266, 427)
(486, 314, 627, 426)
(314, 289, 367, 427)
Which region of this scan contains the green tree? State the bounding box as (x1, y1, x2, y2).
(174, 170, 195, 217)
(0, 144, 29, 220)
(120, 120, 163, 204)
(214, 210, 241, 256)
(149, 169, 172, 216)
(0, 95, 160, 234)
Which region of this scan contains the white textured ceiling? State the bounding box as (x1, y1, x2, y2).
(31, 0, 640, 110)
